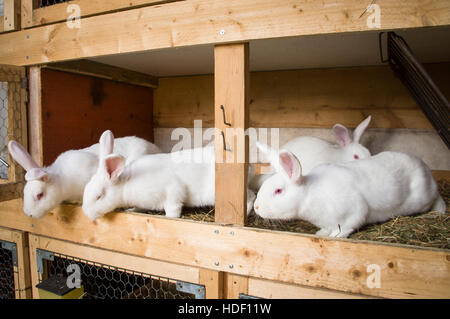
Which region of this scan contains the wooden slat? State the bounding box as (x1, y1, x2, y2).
(247, 278, 375, 299)
(214, 43, 249, 225)
(154, 63, 450, 129)
(199, 269, 224, 299)
(21, 0, 38, 29)
(43, 59, 158, 88)
(1, 0, 450, 66)
(27, 0, 182, 28)
(0, 199, 448, 299)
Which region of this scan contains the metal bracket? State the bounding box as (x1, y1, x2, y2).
(1, 240, 18, 267)
(176, 280, 206, 299)
(36, 249, 54, 275)
(239, 293, 263, 299)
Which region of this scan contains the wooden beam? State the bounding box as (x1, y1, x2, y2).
(214, 43, 249, 225)
(27, 0, 182, 28)
(0, 199, 449, 299)
(1, 0, 450, 66)
(43, 59, 158, 88)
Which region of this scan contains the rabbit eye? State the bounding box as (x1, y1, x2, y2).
(354, 155, 359, 159)
(274, 188, 283, 195)
(36, 192, 44, 201)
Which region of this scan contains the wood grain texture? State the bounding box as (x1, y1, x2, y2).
(40, 69, 154, 165)
(154, 63, 450, 129)
(224, 273, 248, 299)
(214, 44, 249, 225)
(0, 199, 448, 299)
(1, 0, 450, 65)
(43, 59, 158, 88)
(27, 0, 182, 28)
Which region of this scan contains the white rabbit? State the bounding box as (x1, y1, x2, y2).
(82, 130, 256, 220)
(249, 116, 372, 191)
(7, 133, 161, 219)
(253, 142, 446, 238)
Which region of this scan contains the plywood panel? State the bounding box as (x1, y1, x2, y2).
(154, 63, 450, 129)
(40, 69, 154, 165)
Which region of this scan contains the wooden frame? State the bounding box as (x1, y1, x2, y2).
(0, 226, 32, 299)
(0, 64, 27, 201)
(28, 233, 220, 299)
(0, 0, 21, 33)
(0, 200, 448, 299)
(0, 0, 449, 66)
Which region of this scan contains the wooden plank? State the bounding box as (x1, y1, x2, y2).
(224, 273, 248, 299)
(28, 233, 41, 298)
(43, 59, 158, 88)
(28, 66, 43, 166)
(214, 43, 249, 225)
(248, 278, 375, 299)
(29, 234, 200, 284)
(0, 199, 448, 299)
(40, 68, 154, 165)
(1, 0, 450, 66)
(12, 230, 32, 299)
(432, 170, 450, 181)
(28, 0, 182, 28)
(154, 63, 450, 129)
(199, 269, 223, 299)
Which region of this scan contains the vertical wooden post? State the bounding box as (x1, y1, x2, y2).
(28, 66, 43, 166)
(199, 269, 224, 299)
(224, 273, 248, 299)
(3, 0, 21, 32)
(214, 43, 249, 226)
(21, 0, 38, 29)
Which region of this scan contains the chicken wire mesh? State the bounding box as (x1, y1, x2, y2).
(0, 242, 17, 299)
(40, 252, 199, 299)
(39, 0, 73, 8)
(0, 82, 8, 180)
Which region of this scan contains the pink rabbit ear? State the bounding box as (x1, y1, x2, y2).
(353, 115, 372, 144)
(25, 168, 49, 182)
(99, 130, 114, 158)
(332, 124, 352, 148)
(7, 140, 41, 171)
(104, 154, 125, 183)
(279, 150, 302, 184)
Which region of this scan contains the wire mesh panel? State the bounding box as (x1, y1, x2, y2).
(0, 242, 17, 299)
(40, 252, 199, 299)
(0, 0, 4, 18)
(0, 82, 8, 180)
(39, 0, 73, 8)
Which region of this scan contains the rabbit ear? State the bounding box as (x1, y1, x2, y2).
(104, 154, 125, 183)
(25, 168, 49, 182)
(332, 124, 352, 148)
(7, 140, 41, 171)
(99, 130, 114, 158)
(279, 150, 302, 184)
(353, 115, 372, 143)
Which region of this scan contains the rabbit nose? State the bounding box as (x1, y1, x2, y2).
(254, 205, 259, 210)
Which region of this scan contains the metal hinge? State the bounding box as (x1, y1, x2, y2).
(1, 240, 18, 267)
(36, 249, 54, 274)
(239, 293, 263, 299)
(176, 280, 206, 299)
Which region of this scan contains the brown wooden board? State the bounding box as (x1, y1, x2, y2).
(40, 69, 154, 165)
